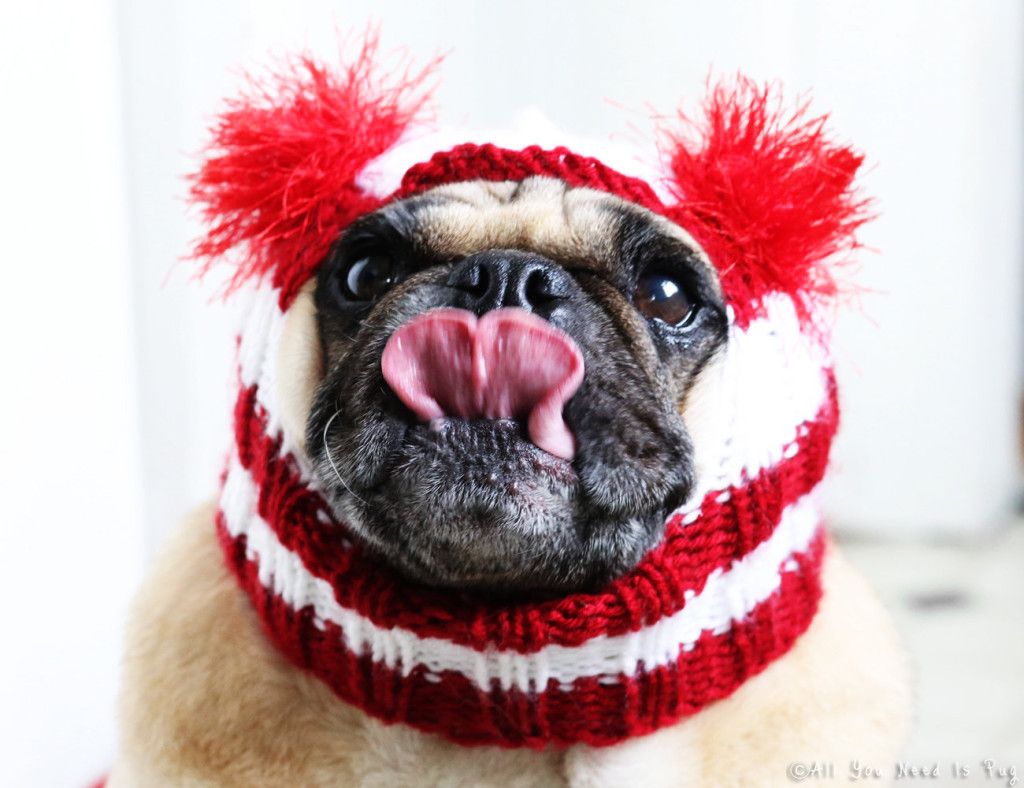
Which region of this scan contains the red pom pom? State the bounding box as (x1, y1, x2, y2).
(662, 77, 872, 327)
(189, 33, 438, 306)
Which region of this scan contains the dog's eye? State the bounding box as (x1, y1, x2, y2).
(344, 254, 398, 301)
(634, 272, 697, 327)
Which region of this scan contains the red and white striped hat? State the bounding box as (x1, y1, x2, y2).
(193, 41, 868, 748)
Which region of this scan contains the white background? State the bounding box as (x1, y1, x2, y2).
(1, 1, 1021, 784)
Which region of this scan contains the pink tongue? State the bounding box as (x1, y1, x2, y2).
(381, 308, 584, 459)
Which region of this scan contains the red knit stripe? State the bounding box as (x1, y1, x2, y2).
(397, 143, 667, 216)
(229, 373, 835, 653)
(217, 515, 825, 748)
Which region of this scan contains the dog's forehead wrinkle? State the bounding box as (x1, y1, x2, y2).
(392, 178, 650, 272)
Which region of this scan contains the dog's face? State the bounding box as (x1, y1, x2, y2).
(306, 177, 726, 594)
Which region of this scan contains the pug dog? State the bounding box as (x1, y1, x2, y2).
(109, 172, 910, 787)
(306, 179, 727, 594)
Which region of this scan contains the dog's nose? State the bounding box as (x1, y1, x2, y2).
(446, 250, 573, 316)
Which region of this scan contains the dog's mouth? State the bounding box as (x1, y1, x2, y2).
(381, 307, 585, 460)
(309, 300, 696, 592)
(330, 410, 591, 592)
(337, 309, 591, 590)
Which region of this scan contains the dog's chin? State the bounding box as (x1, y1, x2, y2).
(344, 418, 580, 593)
(400, 417, 580, 496)
(330, 417, 655, 595)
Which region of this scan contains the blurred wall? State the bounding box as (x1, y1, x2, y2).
(1, 1, 143, 784)
(1, 1, 1021, 784)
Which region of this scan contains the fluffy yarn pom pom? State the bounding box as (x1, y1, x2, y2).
(189, 33, 438, 306)
(662, 77, 872, 326)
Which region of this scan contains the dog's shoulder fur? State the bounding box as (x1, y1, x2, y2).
(109, 500, 909, 788)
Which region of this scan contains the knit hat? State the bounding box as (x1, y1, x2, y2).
(194, 41, 867, 748)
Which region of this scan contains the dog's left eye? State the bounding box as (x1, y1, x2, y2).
(344, 254, 399, 301)
(634, 272, 697, 327)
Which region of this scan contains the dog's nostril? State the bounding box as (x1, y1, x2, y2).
(468, 264, 489, 298)
(524, 268, 556, 305)
(447, 251, 572, 314)
(449, 261, 490, 298)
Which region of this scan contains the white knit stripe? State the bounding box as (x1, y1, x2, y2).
(220, 452, 821, 691)
(236, 284, 830, 512)
(720, 295, 830, 479)
(237, 285, 309, 462)
(676, 294, 831, 516)
(238, 285, 281, 388)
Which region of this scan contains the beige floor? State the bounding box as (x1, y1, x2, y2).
(840, 519, 1024, 777)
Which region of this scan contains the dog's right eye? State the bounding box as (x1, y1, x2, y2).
(344, 254, 399, 301)
(634, 270, 698, 328)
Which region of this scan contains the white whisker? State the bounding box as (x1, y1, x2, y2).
(322, 408, 367, 505)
